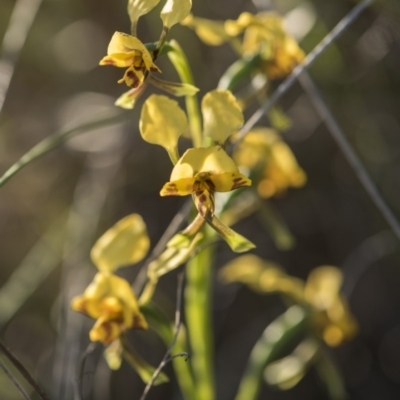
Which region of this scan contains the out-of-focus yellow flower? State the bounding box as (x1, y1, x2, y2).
(182, 12, 304, 80)
(220, 256, 358, 346)
(99, 32, 161, 89)
(181, 14, 229, 46)
(71, 214, 150, 344)
(233, 128, 306, 198)
(161, 146, 251, 217)
(226, 12, 305, 79)
(72, 272, 147, 345)
(304, 267, 358, 347)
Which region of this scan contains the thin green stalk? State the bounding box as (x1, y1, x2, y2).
(235, 306, 307, 400)
(185, 226, 216, 400)
(167, 40, 202, 147)
(315, 346, 348, 400)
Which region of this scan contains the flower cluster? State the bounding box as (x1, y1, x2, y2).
(99, 0, 196, 109)
(182, 11, 305, 80)
(69, 0, 359, 395)
(220, 255, 358, 347)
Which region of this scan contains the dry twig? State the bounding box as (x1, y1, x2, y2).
(0, 341, 49, 400)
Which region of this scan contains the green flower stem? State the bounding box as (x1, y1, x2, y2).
(185, 225, 216, 400)
(138, 278, 157, 306)
(235, 305, 307, 400)
(315, 345, 348, 400)
(257, 197, 295, 251)
(130, 20, 138, 37)
(141, 304, 196, 400)
(167, 40, 202, 148)
(153, 27, 169, 61)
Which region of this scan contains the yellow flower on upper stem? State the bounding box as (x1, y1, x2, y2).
(99, 32, 161, 89)
(71, 273, 148, 345)
(183, 11, 305, 80)
(226, 12, 305, 79)
(160, 146, 251, 217)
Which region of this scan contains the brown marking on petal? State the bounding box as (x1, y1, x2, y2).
(233, 177, 243, 183)
(150, 66, 160, 72)
(102, 59, 115, 66)
(133, 314, 146, 330)
(199, 194, 207, 203)
(205, 179, 215, 191)
(231, 180, 249, 190)
(102, 321, 113, 344)
(198, 203, 207, 217)
(163, 183, 178, 195)
(193, 181, 202, 192)
(130, 75, 141, 88)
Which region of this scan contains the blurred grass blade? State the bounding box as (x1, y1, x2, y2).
(0, 0, 44, 115)
(0, 112, 126, 188)
(257, 199, 295, 250)
(315, 347, 348, 400)
(235, 306, 307, 400)
(0, 214, 67, 328)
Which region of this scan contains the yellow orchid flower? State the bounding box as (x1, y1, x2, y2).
(233, 128, 306, 198)
(71, 272, 148, 345)
(71, 213, 150, 344)
(99, 32, 161, 89)
(139, 90, 254, 252)
(160, 146, 251, 217)
(220, 256, 358, 346)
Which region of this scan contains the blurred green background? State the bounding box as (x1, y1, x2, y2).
(0, 0, 400, 399)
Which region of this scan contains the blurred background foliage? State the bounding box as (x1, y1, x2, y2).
(0, 0, 400, 399)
